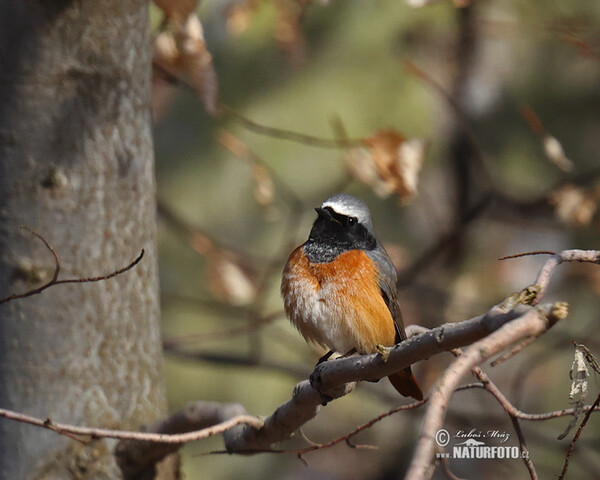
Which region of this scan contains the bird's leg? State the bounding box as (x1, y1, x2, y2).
(376, 344, 391, 363)
(316, 350, 334, 365)
(341, 348, 357, 358)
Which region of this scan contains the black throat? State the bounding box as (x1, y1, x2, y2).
(302, 207, 377, 263)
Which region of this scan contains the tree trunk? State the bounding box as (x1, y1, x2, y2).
(0, 1, 175, 478)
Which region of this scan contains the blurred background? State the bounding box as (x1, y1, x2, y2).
(151, 0, 600, 478)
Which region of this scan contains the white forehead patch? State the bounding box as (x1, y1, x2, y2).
(321, 193, 371, 225)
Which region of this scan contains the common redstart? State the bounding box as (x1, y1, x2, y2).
(281, 193, 423, 400)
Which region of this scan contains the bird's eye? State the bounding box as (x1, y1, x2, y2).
(347, 216, 358, 226)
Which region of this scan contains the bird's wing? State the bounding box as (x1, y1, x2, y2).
(366, 247, 406, 343)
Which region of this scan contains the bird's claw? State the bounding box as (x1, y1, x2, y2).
(376, 344, 390, 362)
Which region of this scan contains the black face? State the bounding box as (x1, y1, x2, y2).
(303, 206, 376, 263)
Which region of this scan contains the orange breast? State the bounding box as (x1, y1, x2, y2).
(281, 246, 396, 354)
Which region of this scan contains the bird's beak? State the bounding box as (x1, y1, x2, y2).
(315, 207, 328, 218)
(315, 207, 341, 225)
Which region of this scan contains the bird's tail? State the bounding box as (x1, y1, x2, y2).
(388, 367, 423, 400)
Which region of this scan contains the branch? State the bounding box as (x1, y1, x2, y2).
(405, 306, 558, 480)
(469, 366, 537, 479)
(558, 392, 600, 480)
(530, 249, 600, 305)
(0, 404, 261, 444)
(0, 226, 144, 305)
(219, 104, 364, 149)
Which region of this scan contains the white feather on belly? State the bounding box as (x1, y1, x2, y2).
(282, 265, 357, 354)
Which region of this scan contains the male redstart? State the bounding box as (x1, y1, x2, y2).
(281, 193, 423, 400)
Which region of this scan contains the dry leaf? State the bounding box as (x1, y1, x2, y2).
(549, 184, 597, 227)
(153, 13, 219, 115)
(397, 138, 427, 199)
(352, 129, 426, 203)
(345, 147, 395, 198)
(207, 252, 257, 306)
(558, 344, 590, 439)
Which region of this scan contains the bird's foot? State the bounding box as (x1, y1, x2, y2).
(376, 344, 391, 362)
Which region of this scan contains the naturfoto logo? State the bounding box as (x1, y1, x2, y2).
(435, 428, 529, 460)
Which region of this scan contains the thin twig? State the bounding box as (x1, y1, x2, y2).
(0, 227, 144, 305)
(0, 406, 262, 444)
(490, 336, 538, 367)
(499, 251, 556, 261)
(205, 399, 426, 457)
(557, 392, 600, 480)
(532, 250, 600, 306)
(457, 383, 600, 421)
(471, 365, 537, 480)
(219, 104, 363, 149)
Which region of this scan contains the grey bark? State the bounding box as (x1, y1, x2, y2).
(0, 1, 175, 478)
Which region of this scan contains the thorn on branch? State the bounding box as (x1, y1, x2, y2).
(0, 226, 144, 305)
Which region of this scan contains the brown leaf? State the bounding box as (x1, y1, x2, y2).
(355, 130, 426, 202)
(153, 14, 219, 115)
(345, 147, 395, 198)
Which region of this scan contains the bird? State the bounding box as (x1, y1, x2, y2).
(281, 193, 423, 400)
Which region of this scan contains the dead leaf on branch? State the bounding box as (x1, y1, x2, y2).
(345, 129, 426, 203)
(558, 343, 598, 440)
(153, 11, 219, 115)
